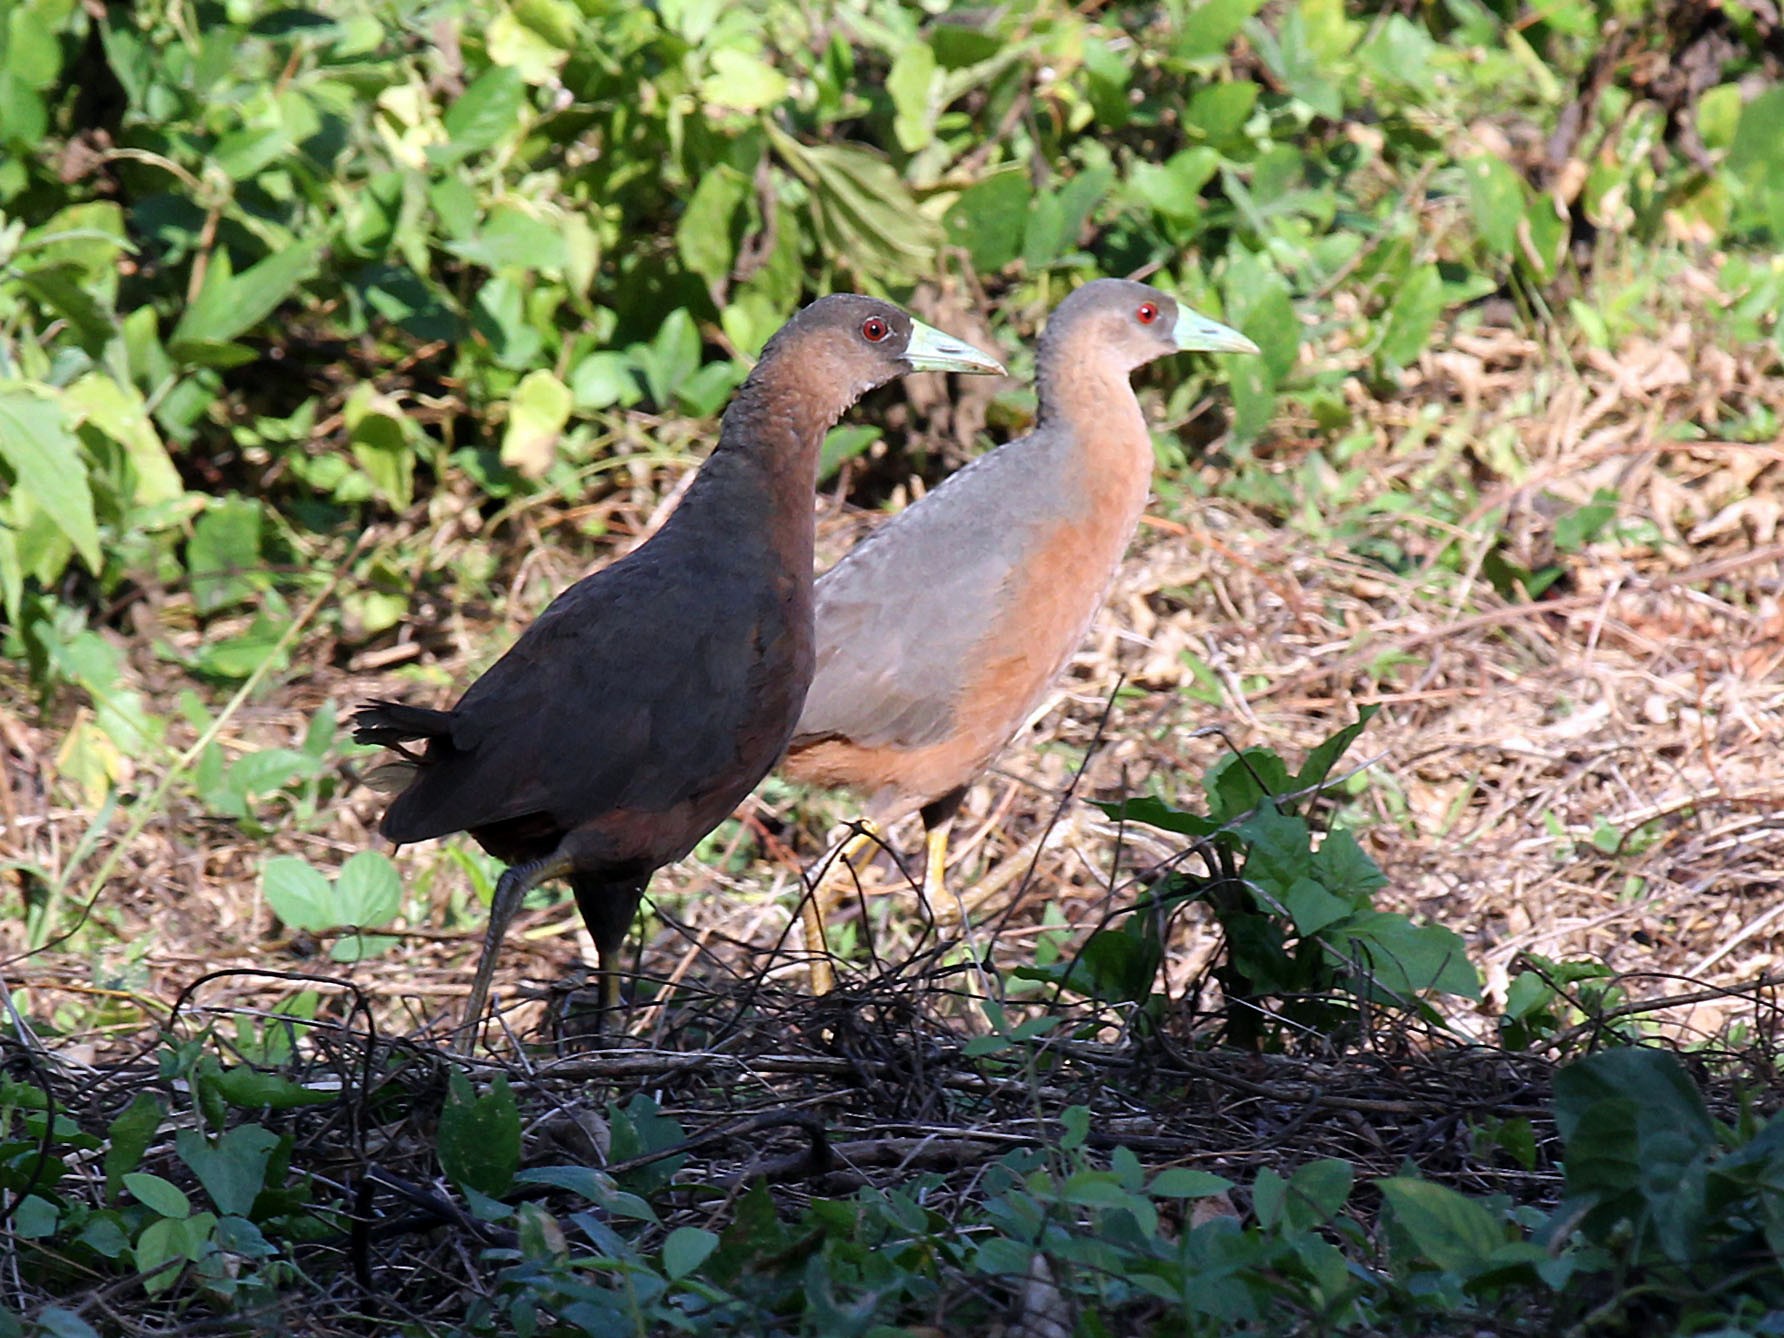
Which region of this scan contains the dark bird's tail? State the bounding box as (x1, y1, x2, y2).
(352, 699, 454, 749)
(352, 699, 457, 797)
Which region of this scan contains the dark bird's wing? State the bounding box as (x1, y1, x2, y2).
(366, 544, 800, 851)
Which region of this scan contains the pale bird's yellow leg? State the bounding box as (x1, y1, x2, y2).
(924, 820, 951, 897)
(927, 815, 999, 1000)
(805, 826, 880, 996)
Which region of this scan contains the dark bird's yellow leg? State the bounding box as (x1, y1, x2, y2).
(455, 851, 574, 1054)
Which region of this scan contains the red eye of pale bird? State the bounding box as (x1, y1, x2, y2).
(1137, 302, 1159, 324)
(861, 316, 889, 342)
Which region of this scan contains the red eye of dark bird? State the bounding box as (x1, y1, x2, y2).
(1136, 302, 1159, 325)
(861, 316, 890, 342)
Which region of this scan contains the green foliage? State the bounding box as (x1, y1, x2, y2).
(1088, 709, 1480, 1047)
(261, 848, 403, 961)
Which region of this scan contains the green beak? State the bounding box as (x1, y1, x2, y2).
(1173, 305, 1261, 355)
(904, 319, 1006, 376)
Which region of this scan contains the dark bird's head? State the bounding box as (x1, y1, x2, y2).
(755, 294, 1005, 416)
(1042, 278, 1260, 376)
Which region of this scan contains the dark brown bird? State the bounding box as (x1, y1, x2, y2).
(782, 280, 1257, 989)
(353, 295, 1003, 1044)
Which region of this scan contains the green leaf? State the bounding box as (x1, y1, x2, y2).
(1184, 82, 1258, 147)
(209, 1067, 337, 1111)
(1175, 0, 1263, 60)
(335, 849, 402, 925)
(441, 64, 526, 158)
(177, 1125, 280, 1218)
(886, 40, 937, 151)
(262, 856, 335, 932)
(1312, 830, 1387, 901)
(105, 1094, 165, 1200)
(1336, 913, 1481, 1000)
(676, 164, 751, 287)
(570, 351, 642, 411)
(1130, 148, 1220, 224)
(1149, 1167, 1233, 1198)
(123, 1171, 191, 1220)
(439, 1072, 521, 1198)
(501, 369, 573, 478)
(18, 262, 114, 349)
(661, 1225, 719, 1279)
(635, 308, 702, 411)
(1282, 876, 1348, 935)
(1379, 1175, 1507, 1274)
(1462, 155, 1526, 258)
(1095, 794, 1219, 838)
(1289, 1158, 1353, 1220)
(344, 384, 419, 511)
(0, 386, 102, 574)
(1291, 706, 1376, 794)
(818, 424, 880, 481)
(170, 238, 324, 355)
(63, 374, 185, 506)
(943, 168, 1029, 272)
(1375, 262, 1442, 370)
(187, 496, 264, 615)
(702, 47, 789, 112)
(30, 1308, 99, 1338)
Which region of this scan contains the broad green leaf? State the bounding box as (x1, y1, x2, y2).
(570, 350, 642, 411)
(676, 164, 751, 287)
(1312, 830, 1388, 901)
(1292, 706, 1376, 794)
(661, 1226, 719, 1279)
(702, 47, 789, 112)
(344, 384, 417, 510)
(1378, 1176, 1507, 1274)
(1375, 263, 1442, 370)
(446, 203, 570, 274)
(209, 1067, 337, 1111)
(63, 373, 184, 506)
(439, 1072, 521, 1197)
(1463, 155, 1526, 258)
(943, 168, 1029, 271)
(501, 369, 572, 478)
(1336, 912, 1480, 1000)
(177, 1125, 280, 1218)
(335, 849, 402, 925)
(105, 1093, 167, 1200)
(17, 262, 113, 349)
(441, 64, 526, 157)
(1094, 794, 1220, 838)
(1149, 1167, 1233, 1198)
(123, 1171, 190, 1220)
(172, 238, 323, 352)
(819, 424, 880, 481)
(1175, 0, 1263, 60)
(886, 40, 937, 151)
(1185, 82, 1258, 146)
(262, 856, 336, 932)
(1282, 876, 1348, 935)
(488, 8, 567, 84)
(187, 496, 263, 615)
(0, 386, 101, 572)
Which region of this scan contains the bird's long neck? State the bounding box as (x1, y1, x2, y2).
(1034, 341, 1154, 517)
(661, 359, 837, 580)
